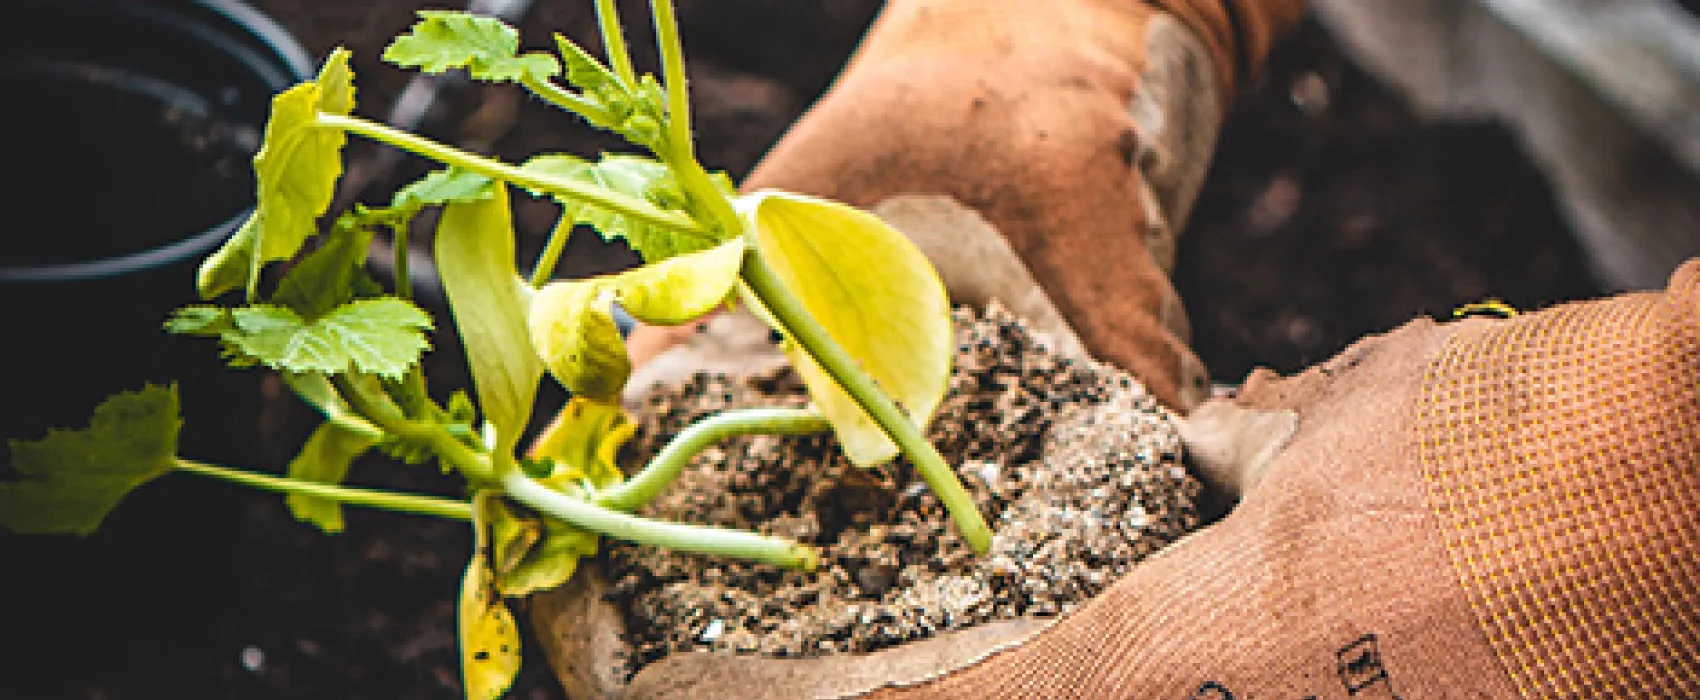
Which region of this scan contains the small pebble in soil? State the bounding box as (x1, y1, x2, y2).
(604, 304, 1201, 677)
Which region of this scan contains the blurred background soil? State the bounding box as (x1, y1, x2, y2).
(8, 2, 1608, 699)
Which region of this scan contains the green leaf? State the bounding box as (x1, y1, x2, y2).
(0, 386, 181, 536)
(520, 153, 719, 263)
(384, 10, 559, 83)
(550, 34, 666, 144)
(528, 397, 634, 491)
(270, 223, 377, 320)
(198, 49, 357, 300)
(553, 33, 619, 95)
(458, 547, 522, 700)
(527, 281, 630, 402)
(392, 167, 498, 209)
(219, 298, 433, 379)
(164, 305, 236, 337)
(284, 421, 379, 533)
(608, 237, 745, 325)
(739, 191, 953, 466)
(435, 185, 543, 455)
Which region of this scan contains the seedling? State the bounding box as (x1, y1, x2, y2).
(0, 3, 991, 699)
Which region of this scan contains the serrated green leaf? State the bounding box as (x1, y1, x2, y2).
(738, 191, 953, 466)
(384, 10, 559, 83)
(459, 546, 521, 700)
(284, 420, 378, 533)
(270, 224, 376, 320)
(527, 281, 630, 402)
(528, 397, 633, 491)
(0, 386, 181, 536)
(220, 298, 433, 379)
(198, 49, 356, 300)
(610, 237, 745, 325)
(392, 167, 498, 209)
(520, 153, 718, 263)
(435, 185, 543, 455)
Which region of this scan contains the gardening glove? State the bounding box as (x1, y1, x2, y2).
(625, 0, 1308, 412)
(597, 256, 1700, 700)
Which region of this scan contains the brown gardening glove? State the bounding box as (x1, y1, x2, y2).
(598, 258, 1700, 700)
(624, 0, 1306, 412)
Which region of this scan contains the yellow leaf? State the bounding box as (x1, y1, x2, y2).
(527, 282, 631, 401)
(458, 552, 521, 700)
(436, 185, 544, 454)
(528, 397, 634, 490)
(610, 237, 747, 325)
(737, 191, 952, 465)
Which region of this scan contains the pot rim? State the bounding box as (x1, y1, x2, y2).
(0, 0, 313, 285)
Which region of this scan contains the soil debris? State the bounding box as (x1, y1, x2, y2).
(605, 305, 1202, 676)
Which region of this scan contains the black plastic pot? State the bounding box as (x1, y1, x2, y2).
(0, 0, 311, 692)
(0, 0, 309, 442)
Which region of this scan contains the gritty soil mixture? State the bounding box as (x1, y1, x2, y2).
(604, 305, 1199, 677)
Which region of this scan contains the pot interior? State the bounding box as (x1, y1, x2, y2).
(0, 0, 309, 281)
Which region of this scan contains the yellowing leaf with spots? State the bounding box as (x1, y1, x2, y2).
(609, 237, 746, 325)
(458, 552, 521, 700)
(737, 191, 952, 465)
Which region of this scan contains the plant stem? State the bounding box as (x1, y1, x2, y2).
(520, 72, 613, 125)
(598, 407, 829, 512)
(649, 0, 693, 162)
(502, 470, 819, 570)
(318, 113, 701, 237)
(390, 222, 412, 300)
(174, 458, 472, 521)
(528, 218, 574, 288)
(331, 374, 494, 483)
(739, 248, 993, 555)
(593, 0, 638, 87)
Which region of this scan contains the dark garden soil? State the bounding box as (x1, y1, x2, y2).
(0, 4, 1606, 700)
(607, 306, 1195, 678)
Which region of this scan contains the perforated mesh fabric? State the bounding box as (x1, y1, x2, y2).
(1419, 269, 1700, 696)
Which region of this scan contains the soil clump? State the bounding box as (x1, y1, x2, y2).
(604, 306, 1201, 677)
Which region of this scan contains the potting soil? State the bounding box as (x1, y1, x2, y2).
(605, 305, 1200, 676)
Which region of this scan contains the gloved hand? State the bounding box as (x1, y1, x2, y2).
(582, 258, 1700, 700)
(623, 0, 1305, 412)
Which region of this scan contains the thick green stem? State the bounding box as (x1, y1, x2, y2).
(528, 217, 574, 288)
(318, 113, 701, 237)
(649, 0, 693, 162)
(593, 0, 638, 86)
(739, 248, 993, 554)
(502, 471, 818, 570)
(598, 407, 829, 512)
(174, 458, 472, 521)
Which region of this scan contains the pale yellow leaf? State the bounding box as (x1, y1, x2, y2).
(737, 191, 952, 465)
(458, 553, 521, 700)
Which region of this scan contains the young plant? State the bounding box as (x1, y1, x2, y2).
(0, 3, 991, 699)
